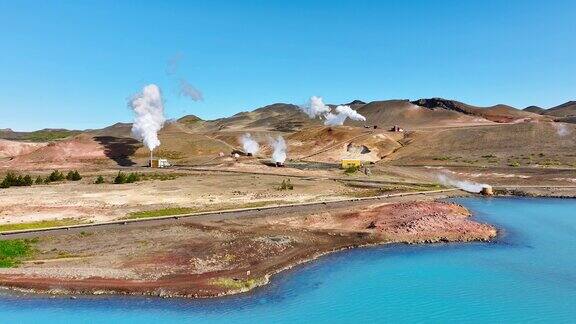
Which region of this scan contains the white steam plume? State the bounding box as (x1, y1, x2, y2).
(240, 133, 260, 155)
(299, 96, 331, 119)
(179, 78, 204, 102)
(324, 105, 366, 126)
(437, 174, 488, 193)
(552, 122, 571, 137)
(269, 135, 287, 164)
(129, 84, 166, 151)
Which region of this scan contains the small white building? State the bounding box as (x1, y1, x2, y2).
(150, 158, 171, 168)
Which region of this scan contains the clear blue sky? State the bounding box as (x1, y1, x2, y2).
(1, 0, 575, 131)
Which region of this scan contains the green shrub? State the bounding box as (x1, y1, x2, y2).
(344, 165, 360, 174)
(22, 175, 33, 186)
(0, 172, 33, 188)
(278, 179, 294, 190)
(35, 176, 44, 184)
(126, 172, 140, 183)
(94, 175, 105, 184)
(114, 172, 127, 184)
(66, 170, 82, 181)
(48, 170, 65, 182)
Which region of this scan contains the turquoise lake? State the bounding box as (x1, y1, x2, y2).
(0, 198, 575, 323)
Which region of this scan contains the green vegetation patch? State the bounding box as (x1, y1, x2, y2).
(114, 172, 140, 184)
(0, 239, 36, 268)
(346, 183, 443, 198)
(344, 165, 361, 174)
(0, 218, 85, 232)
(0, 172, 33, 188)
(210, 277, 263, 291)
(20, 130, 79, 142)
(124, 200, 287, 220)
(277, 179, 294, 190)
(125, 207, 198, 219)
(139, 172, 186, 181)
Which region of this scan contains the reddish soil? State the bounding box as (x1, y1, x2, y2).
(0, 200, 496, 298)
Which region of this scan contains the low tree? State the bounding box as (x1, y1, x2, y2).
(66, 170, 82, 181)
(48, 170, 65, 182)
(114, 172, 127, 184)
(22, 175, 33, 186)
(126, 172, 140, 183)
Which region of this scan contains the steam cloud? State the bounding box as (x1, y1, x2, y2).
(240, 133, 260, 155)
(179, 79, 204, 102)
(299, 96, 331, 119)
(437, 174, 488, 194)
(552, 122, 571, 137)
(129, 84, 166, 151)
(269, 135, 287, 164)
(324, 105, 367, 126)
(298, 96, 366, 125)
(166, 52, 204, 102)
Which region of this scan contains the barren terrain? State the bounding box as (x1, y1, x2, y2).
(0, 198, 495, 298)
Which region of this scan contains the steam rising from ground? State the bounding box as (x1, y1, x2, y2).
(552, 122, 571, 137)
(179, 79, 204, 101)
(240, 133, 260, 155)
(299, 96, 331, 118)
(129, 84, 166, 151)
(269, 135, 287, 163)
(437, 174, 488, 193)
(324, 105, 367, 126)
(298, 96, 366, 125)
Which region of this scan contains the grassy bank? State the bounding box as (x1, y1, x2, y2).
(0, 219, 86, 232)
(124, 200, 287, 220)
(345, 183, 444, 198)
(0, 239, 36, 267)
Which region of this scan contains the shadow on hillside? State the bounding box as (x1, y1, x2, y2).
(94, 136, 140, 166)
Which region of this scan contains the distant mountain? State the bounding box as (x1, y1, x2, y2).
(0, 128, 80, 142)
(87, 122, 132, 138)
(183, 103, 319, 132)
(523, 106, 546, 114)
(411, 98, 541, 123)
(545, 101, 576, 117)
(2, 97, 570, 143)
(521, 101, 576, 119)
(347, 99, 492, 129)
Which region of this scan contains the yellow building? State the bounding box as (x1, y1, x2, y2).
(341, 159, 362, 169)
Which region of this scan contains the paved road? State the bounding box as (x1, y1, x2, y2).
(0, 189, 460, 240)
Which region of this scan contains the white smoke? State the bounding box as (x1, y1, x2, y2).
(437, 174, 488, 193)
(166, 52, 204, 103)
(297, 96, 366, 126)
(240, 133, 260, 155)
(129, 84, 166, 151)
(299, 96, 331, 119)
(179, 79, 204, 102)
(324, 105, 366, 126)
(552, 122, 571, 137)
(269, 135, 287, 164)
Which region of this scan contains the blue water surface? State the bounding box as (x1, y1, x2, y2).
(1, 198, 575, 323)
